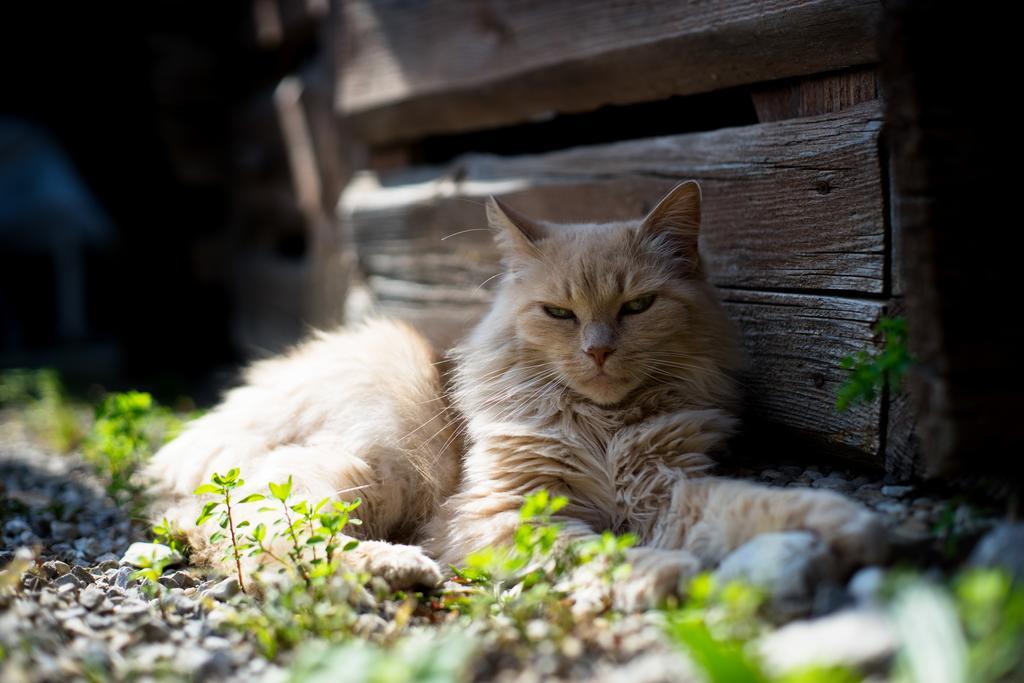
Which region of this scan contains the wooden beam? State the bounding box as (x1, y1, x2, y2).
(335, 0, 883, 143)
(723, 290, 886, 458)
(345, 102, 886, 294)
(882, 0, 1023, 482)
(752, 67, 879, 123)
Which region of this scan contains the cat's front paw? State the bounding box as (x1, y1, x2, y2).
(350, 541, 444, 589)
(827, 508, 888, 570)
(803, 497, 888, 572)
(613, 548, 700, 612)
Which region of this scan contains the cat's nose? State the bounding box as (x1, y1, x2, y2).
(584, 345, 614, 367)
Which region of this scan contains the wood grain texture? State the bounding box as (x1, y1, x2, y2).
(752, 67, 879, 123)
(335, 0, 882, 143)
(721, 290, 885, 458)
(345, 102, 886, 294)
(879, 298, 918, 480)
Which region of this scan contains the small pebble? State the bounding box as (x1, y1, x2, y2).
(202, 577, 240, 602)
(113, 566, 134, 590)
(79, 585, 104, 610)
(70, 566, 95, 585)
(42, 560, 71, 579)
(167, 570, 198, 589)
(53, 573, 83, 589)
(881, 485, 914, 498)
(158, 575, 180, 589)
(875, 501, 907, 517)
(848, 566, 885, 605)
(811, 476, 853, 493)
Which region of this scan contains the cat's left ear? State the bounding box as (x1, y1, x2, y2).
(486, 196, 547, 262)
(637, 180, 702, 271)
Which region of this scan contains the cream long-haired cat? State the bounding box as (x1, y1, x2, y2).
(146, 181, 885, 604)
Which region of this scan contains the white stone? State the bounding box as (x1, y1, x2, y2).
(119, 542, 184, 569)
(714, 531, 836, 619)
(759, 608, 897, 674)
(969, 523, 1024, 581)
(848, 566, 886, 605)
(202, 576, 240, 601)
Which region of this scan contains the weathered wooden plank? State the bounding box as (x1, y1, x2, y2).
(721, 290, 885, 458)
(335, 0, 882, 143)
(227, 70, 355, 357)
(344, 103, 886, 294)
(752, 67, 879, 123)
(882, 0, 1021, 484)
(879, 298, 918, 480)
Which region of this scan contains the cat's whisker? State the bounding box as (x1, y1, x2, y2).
(399, 403, 461, 442)
(647, 358, 735, 380)
(440, 227, 493, 241)
(474, 271, 504, 293)
(333, 484, 373, 497)
(409, 417, 462, 452)
(419, 368, 561, 448)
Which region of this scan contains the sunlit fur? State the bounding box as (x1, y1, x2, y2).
(145, 319, 460, 587)
(148, 181, 885, 602)
(424, 182, 885, 605)
(425, 182, 745, 563)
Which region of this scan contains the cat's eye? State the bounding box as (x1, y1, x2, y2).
(543, 305, 576, 320)
(620, 294, 655, 316)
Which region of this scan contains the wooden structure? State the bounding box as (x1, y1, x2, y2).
(881, 0, 1021, 485)
(329, 0, 912, 472)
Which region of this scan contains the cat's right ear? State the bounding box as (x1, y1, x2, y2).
(486, 196, 547, 263)
(637, 180, 702, 273)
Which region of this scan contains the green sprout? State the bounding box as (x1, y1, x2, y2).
(836, 316, 914, 412)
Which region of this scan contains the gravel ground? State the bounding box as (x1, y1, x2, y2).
(0, 417, 1006, 683)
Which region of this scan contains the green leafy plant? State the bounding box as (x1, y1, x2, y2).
(194, 468, 261, 594)
(446, 490, 635, 636)
(225, 572, 365, 660)
(190, 469, 367, 658)
(954, 569, 1024, 683)
(82, 391, 183, 507)
(129, 550, 176, 618)
(285, 629, 478, 683)
(665, 573, 861, 683)
(836, 316, 914, 412)
(889, 569, 1024, 683)
(151, 517, 190, 560)
(242, 476, 363, 587)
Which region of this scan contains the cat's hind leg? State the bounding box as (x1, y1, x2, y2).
(664, 476, 887, 573)
(144, 319, 460, 589)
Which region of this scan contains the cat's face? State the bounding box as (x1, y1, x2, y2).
(488, 182, 717, 406)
